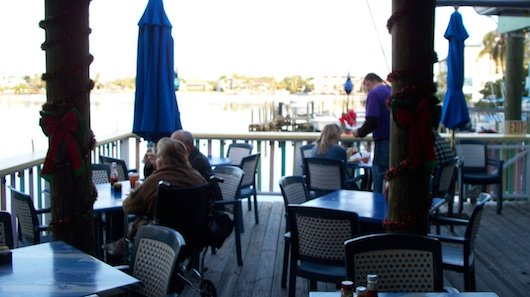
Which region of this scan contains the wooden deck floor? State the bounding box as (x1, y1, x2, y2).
(178, 197, 530, 297)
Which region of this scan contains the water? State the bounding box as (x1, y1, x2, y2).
(0, 92, 351, 160)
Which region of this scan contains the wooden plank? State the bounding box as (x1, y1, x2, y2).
(176, 198, 530, 297)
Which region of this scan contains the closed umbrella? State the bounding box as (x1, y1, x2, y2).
(441, 9, 470, 144)
(133, 0, 182, 143)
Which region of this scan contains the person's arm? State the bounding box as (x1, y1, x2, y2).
(356, 116, 378, 138)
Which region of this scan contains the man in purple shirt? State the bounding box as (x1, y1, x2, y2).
(353, 73, 391, 193)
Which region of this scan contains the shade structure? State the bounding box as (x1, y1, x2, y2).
(441, 10, 470, 130)
(133, 0, 182, 143)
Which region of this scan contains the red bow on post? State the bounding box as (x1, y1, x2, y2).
(40, 109, 83, 180)
(395, 98, 436, 168)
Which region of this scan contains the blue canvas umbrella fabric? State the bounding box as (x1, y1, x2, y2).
(133, 0, 182, 143)
(441, 10, 470, 130)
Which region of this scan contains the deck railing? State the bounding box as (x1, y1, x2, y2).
(1, 132, 529, 214)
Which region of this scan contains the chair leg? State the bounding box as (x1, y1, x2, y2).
(288, 258, 297, 297)
(464, 265, 476, 291)
(234, 203, 243, 266)
(496, 184, 502, 214)
(281, 237, 290, 288)
(253, 194, 259, 224)
(248, 196, 252, 211)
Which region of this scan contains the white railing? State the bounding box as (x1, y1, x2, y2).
(1, 132, 529, 214)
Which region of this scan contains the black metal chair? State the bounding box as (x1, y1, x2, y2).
(0, 211, 14, 249)
(345, 233, 445, 292)
(456, 140, 503, 214)
(238, 153, 260, 224)
(211, 165, 245, 266)
(429, 198, 489, 291)
(278, 175, 311, 288)
(9, 187, 51, 246)
(287, 205, 360, 297)
(91, 163, 111, 185)
(99, 155, 136, 181)
(226, 142, 253, 166)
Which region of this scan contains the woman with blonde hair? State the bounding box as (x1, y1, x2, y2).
(312, 123, 347, 162)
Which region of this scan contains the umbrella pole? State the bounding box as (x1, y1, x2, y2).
(451, 129, 456, 150)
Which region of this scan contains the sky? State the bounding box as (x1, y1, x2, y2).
(0, 1, 498, 82)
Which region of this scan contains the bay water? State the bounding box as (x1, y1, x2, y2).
(0, 92, 351, 160)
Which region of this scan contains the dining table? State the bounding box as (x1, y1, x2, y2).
(0, 240, 141, 297)
(302, 190, 445, 234)
(309, 291, 499, 297)
(208, 155, 231, 167)
(93, 181, 132, 260)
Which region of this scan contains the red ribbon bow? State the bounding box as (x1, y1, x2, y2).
(395, 98, 435, 168)
(40, 110, 82, 179)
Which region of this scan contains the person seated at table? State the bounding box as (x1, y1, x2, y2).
(311, 123, 349, 162)
(144, 130, 212, 180)
(143, 130, 222, 202)
(311, 123, 358, 189)
(106, 137, 207, 256)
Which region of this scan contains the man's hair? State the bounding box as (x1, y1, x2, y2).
(171, 129, 194, 145)
(363, 73, 383, 83)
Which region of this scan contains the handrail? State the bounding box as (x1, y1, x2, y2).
(1, 131, 529, 212)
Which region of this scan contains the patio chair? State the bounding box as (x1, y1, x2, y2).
(429, 198, 489, 291)
(0, 211, 14, 249)
(456, 140, 503, 214)
(287, 205, 360, 297)
(124, 224, 185, 297)
(91, 163, 111, 185)
(99, 155, 137, 181)
(239, 153, 260, 223)
(303, 157, 344, 198)
(299, 143, 315, 159)
(154, 181, 219, 296)
(9, 187, 51, 246)
(279, 175, 311, 288)
(211, 165, 245, 266)
(226, 142, 253, 166)
(430, 157, 459, 234)
(345, 233, 445, 292)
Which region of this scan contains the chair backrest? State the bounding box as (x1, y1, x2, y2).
(227, 142, 253, 166)
(0, 211, 14, 249)
(10, 187, 41, 245)
(465, 200, 487, 251)
(99, 155, 129, 181)
(240, 153, 260, 189)
(91, 163, 111, 185)
(288, 205, 360, 266)
(154, 181, 211, 251)
(345, 233, 444, 292)
(456, 140, 487, 172)
(212, 165, 244, 201)
(299, 143, 315, 159)
(279, 175, 310, 209)
(431, 157, 458, 198)
(303, 157, 345, 196)
(130, 224, 185, 297)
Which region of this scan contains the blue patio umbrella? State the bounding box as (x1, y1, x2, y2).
(133, 0, 182, 143)
(441, 10, 470, 131)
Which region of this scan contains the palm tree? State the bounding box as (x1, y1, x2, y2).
(478, 31, 506, 75)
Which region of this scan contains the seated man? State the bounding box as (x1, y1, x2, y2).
(144, 130, 222, 202)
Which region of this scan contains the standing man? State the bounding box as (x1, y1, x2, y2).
(353, 73, 391, 193)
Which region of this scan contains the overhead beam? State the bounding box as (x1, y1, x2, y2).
(436, 0, 530, 7)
